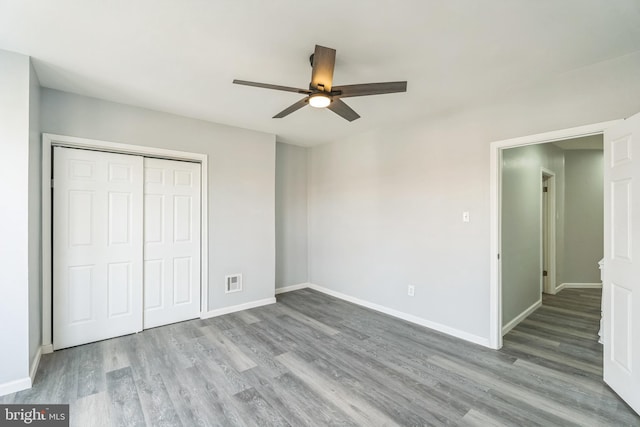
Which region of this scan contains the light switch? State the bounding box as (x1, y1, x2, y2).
(463, 211, 470, 222)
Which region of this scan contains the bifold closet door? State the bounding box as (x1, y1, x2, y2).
(143, 158, 201, 329)
(53, 147, 144, 350)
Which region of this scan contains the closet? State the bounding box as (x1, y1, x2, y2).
(52, 147, 201, 350)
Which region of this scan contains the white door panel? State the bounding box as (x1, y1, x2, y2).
(53, 147, 144, 350)
(143, 158, 201, 328)
(604, 111, 640, 414)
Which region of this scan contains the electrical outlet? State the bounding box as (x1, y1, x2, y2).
(407, 285, 415, 297)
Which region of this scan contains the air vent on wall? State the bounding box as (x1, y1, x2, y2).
(225, 274, 243, 293)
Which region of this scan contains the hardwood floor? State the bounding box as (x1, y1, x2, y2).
(2, 288, 638, 426)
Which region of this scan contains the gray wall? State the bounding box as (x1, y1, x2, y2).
(564, 149, 604, 283)
(28, 61, 42, 372)
(40, 89, 276, 311)
(307, 51, 640, 341)
(308, 119, 494, 339)
(275, 142, 308, 289)
(0, 50, 31, 385)
(501, 143, 564, 327)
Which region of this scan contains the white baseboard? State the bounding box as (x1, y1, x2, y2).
(41, 344, 53, 354)
(275, 283, 310, 295)
(556, 282, 602, 293)
(502, 299, 542, 336)
(29, 346, 42, 384)
(201, 297, 276, 319)
(0, 346, 43, 397)
(0, 377, 31, 397)
(306, 283, 491, 348)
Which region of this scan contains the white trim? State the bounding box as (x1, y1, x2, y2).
(502, 299, 542, 336)
(200, 158, 209, 320)
(490, 121, 621, 149)
(489, 138, 502, 349)
(41, 133, 209, 350)
(275, 283, 310, 294)
(556, 282, 603, 292)
(41, 344, 53, 355)
(201, 297, 276, 319)
(307, 283, 491, 348)
(29, 347, 42, 384)
(0, 346, 40, 396)
(0, 377, 32, 397)
(489, 120, 622, 350)
(42, 137, 52, 353)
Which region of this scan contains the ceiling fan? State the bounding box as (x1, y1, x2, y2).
(233, 45, 407, 122)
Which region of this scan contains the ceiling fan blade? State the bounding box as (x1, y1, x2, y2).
(233, 79, 311, 94)
(310, 45, 336, 92)
(332, 81, 407, 98)
(273, 98, 308, 118)
(327, 98, 360, 122)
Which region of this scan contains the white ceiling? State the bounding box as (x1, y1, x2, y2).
(1, 1, 639, 146)
(553, 135, 603, 150)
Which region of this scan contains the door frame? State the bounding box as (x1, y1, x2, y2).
(41, 133, 209, 353)
(541, 168, 556, 295)
(489, 120, 621, 349)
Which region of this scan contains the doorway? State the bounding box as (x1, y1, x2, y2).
(499, 136, 603, 338)
(541, 170, 556, 295)
(489, 120, 617, 349)
(491, 114, 640, 415)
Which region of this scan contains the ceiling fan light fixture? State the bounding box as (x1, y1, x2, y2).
(308, 93, 331, 108)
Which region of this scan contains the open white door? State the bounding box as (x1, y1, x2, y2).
(603, 111, 640, 414)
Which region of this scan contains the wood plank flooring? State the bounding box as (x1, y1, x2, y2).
(2, 288, 638, 426)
